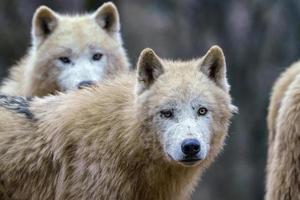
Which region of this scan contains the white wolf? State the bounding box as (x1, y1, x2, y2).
(0, 2, 130, 96)
(0, 46, 236, 200)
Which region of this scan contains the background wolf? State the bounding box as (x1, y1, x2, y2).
(0, 2, 129, 96)
(266, 61, 300, 200)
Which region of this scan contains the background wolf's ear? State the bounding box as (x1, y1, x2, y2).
(136, 48, 164, 95)
(200, 45, 230, 92)
(94, 2, 120, 33)
(32, 6, 58, 46)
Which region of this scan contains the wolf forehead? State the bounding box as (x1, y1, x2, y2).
(0, 95, 34, 119)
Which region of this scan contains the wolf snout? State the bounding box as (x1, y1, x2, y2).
(77, 80, 96, 89)
(181, 138, 201, 157)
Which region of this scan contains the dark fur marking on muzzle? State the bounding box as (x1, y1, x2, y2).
(0, 95, 34, 119)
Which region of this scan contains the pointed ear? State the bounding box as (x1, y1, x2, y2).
(200, 45, 229, 92)
(136, 48, 164, 95)
(94, 2, 120, 33)
(32, 6, 58, 46)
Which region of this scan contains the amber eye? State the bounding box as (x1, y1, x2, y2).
(160, 110, 173, 119)
(59, 57, 71, 64)
(197, 107, 208, 116)
(92, 53, 103, 61)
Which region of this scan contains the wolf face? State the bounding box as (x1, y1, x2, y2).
(152, 97, 213, 165)
(53, 45, 107, 90)
(30, 2, 129, 91)
(135, 47, 237, 166)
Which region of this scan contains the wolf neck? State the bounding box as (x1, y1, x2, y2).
(113, 122, 201, 199)
(127, 152, 202, 199)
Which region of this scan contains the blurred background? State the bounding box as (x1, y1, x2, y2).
(0, 0, 300, 199)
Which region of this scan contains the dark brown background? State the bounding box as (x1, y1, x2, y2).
(1, 0, 300, 199)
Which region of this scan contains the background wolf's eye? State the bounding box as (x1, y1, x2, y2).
(197, 107, 208, 116)
(160, 110, 173, 119)
(92, 53, 103, 61)
(59, 57, 71, 64)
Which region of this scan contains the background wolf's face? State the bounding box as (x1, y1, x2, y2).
(50, 40, 111, 91)
(135, 47, 236, 167)
(30, 3, 129, 91)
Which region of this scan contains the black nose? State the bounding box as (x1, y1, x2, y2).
(181, 139, 201, 156)
(77, 81, 95, 89)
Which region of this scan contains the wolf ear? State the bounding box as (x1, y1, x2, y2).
(200, 45, 229, 92)
(94, 2, 120, 33)
(32, 6, 58, 46)
(136, 48, 164, 95)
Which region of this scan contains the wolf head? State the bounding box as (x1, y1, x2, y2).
(30, 2, 129, 92)
(135, 46, 237, 167)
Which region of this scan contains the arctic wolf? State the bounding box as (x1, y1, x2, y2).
(0, 2, 130, 96)
(266, 61, 300, 200)
(0, 46, 236, 200)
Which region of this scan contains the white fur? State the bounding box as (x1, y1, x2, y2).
(55, 49, 107, 91)
(154, 97, 212, 165)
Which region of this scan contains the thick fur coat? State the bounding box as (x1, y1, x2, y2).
(0, 46, 236, 200)
(266, 61, 300, 200)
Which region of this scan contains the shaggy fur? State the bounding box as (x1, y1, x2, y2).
(266, 61, 300, 200)
(0, 2, 129, 96)
(0, 46, 236, 200)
